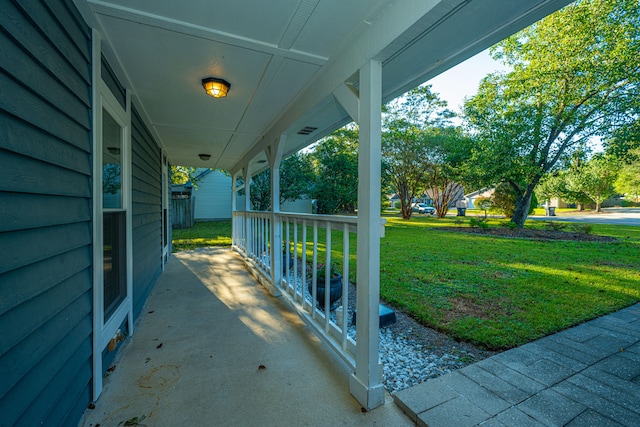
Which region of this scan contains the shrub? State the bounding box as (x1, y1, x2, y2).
(469, 217, 490, 230)
(621, 199, 640, 207)
(491, 183, 537, 217)
(505, 221, 519, 230)
(544, 221, 567, 231)
(569, 223, 592, 234)
(475, 197, 492, 216)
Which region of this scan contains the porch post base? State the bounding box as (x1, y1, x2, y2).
(349, 373, 385, 411)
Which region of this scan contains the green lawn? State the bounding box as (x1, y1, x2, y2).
(172, 220, 232, 251)
(381, 216, 640, 350)
(172, 216, 640, 350)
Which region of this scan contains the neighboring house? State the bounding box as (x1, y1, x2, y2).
(282, 198, 313, 214)
(0, 0, 572, 424)
(465, 188, 495, 209)
(193, 169, 233, 220)
(550, 197, 571, 208)
(424, 183, 465, 207)
(194, 169, 312, 218)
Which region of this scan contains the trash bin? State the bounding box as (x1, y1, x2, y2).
(545, 207, 556, 216)
(457, 207, 466, 216)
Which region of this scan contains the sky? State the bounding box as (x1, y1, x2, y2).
(425, 48, 509, 115)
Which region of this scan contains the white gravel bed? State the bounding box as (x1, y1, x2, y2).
(282, 269, 487, 394)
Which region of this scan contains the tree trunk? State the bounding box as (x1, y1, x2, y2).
(511, 189, 534, 228)
(595, 202, 602, 212)
(400, 200, 412, 220)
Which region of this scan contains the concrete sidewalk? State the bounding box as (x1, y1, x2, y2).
(393, 303, 640, 426)
(81, 247, 412, 427)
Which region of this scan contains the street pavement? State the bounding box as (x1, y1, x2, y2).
(530, 207, 640, 226)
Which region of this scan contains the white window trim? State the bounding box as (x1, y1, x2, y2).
(162, 154, 170, 268)
(91, 30, 134, 400)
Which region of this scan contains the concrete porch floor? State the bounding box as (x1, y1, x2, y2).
(81, 247, 413, 427)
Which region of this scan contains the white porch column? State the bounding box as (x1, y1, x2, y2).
(231, 173, 238, 212)
(349, 59, 384, 410)
(243, 165, 252, 255)
(267, 137, 286, 293)
(231, 173, 237, 247)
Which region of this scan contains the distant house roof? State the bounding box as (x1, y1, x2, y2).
(171, 183, 192, 196)
(464, 188, 493, 198)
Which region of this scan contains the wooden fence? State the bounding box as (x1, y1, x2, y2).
(171, 195, 195, 229)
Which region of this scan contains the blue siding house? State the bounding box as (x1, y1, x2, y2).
(0, 0, 573, 423)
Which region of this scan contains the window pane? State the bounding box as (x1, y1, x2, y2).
(103, 109, 122, 209)
(103, 211, 126, 320)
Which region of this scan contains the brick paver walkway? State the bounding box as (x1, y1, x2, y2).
(393, 303, 640, 426)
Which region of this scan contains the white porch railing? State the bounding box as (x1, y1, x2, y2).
(232, 211, 359, 369)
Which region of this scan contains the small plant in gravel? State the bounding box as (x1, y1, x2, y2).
(457, 354, 477, 364)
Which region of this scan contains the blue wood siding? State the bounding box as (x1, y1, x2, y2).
(131, 105, 163, 319)
(0, 0, 93, 425)
(101, 54, 126, 110)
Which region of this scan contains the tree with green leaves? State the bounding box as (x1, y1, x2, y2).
(491, 182, 538, 218)
(249, 169, 271, 211)
(474, 196, 492, 217)
(280, 152, 315, 204)
(247, 153, 315, 211)
(382, 85, 455, 219)
(536, 157, 593, 210)
(311, 128, 359, 214)
(566, 154, 620, 212)
(382, 125, 431, 219)
(605, 120, 640, 162)
(615, 149, 640, 202)
(171, 166, 202, 187)
(463, 0, 640, 227)
(423, 127, 473, 218)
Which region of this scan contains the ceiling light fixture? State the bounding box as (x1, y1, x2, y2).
(199, 154, 211, 161)
(202, 77, 231, 98)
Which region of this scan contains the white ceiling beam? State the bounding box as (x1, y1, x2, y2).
(332, 83, 360, 124)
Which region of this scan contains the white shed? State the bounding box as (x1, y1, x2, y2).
(194, 169, 233, 220)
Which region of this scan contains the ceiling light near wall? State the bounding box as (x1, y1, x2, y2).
(199, 154, 211, 161)
(202, 77, 231, 98)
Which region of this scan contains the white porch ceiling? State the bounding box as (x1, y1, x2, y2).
(81, 0, 573, 173)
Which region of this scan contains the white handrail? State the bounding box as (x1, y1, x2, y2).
(232, 210, 372, 369)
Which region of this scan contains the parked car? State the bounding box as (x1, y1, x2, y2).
(411, 203, 436, 214)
